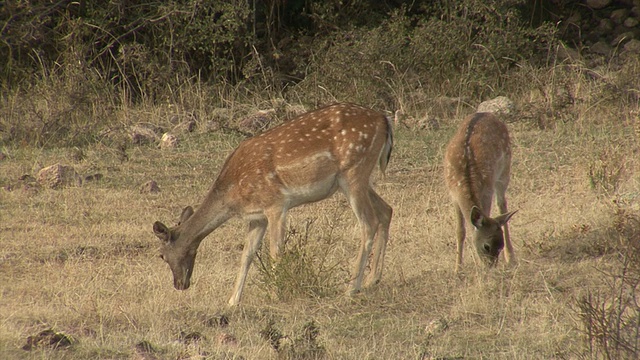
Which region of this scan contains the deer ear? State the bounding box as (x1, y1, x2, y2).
(179, 206, 194, 225)
(470, 206, 485, 229)
(495, 210, 517, 227)
(153, 221, 172, 243)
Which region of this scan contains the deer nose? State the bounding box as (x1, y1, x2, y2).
(174, 277, 191, 290)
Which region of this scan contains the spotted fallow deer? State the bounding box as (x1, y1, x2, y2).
(153, 103, 393, 306)
(443, 112, 517, 271)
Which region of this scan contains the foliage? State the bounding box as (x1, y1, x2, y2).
(576, 205, 640, 359)
(0, 0, 561, 146)
(256, 217, 346, 302)
(292, 0, 557, 109)
(1, 0, 252, 97)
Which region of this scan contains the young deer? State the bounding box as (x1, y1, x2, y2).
(443, 112, 516, 271)
(153, 103, 393, 306)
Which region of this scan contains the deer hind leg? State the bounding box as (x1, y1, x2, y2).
(364, 188, 392, 287)
(454, 204, 465, 272)
(343, 181, 379, 296)
(495, 184, 516, 266)
(229, 218, 268, 306)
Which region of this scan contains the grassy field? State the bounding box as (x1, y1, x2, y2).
(1, 68, 640, 359)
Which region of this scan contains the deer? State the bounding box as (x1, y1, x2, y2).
(443, 112, 517, 272)
(153, 103, 394, 306)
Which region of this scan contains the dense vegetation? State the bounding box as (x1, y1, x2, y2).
(0, 0, 561, 146)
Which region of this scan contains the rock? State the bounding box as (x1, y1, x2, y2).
(211, 107, 232, 123)
(237, 109, 277, 134)
(140, 180, 160, 194)
(171, 119, 196, 133)
(284, 104, 307, 119)
(217, 333, 238, 346)
(611, 8, 630, 24)
(134, 340, 159, 355)
(591, 40, 613, 55)
(37, 164, 82, 189)
(23, 329, 75, 350)
(70, 147, 85, 162)
(19, 174, 36, 182)
(624, 16, 640, 27)
(424, 318, 449, 338)
(169, 113, 197, 133)
(477, 96, 515, 115)
(556, 43, 581, 62)
(624, 38, 640, 52)
(566, 11, 582, 25)
(129, 124, 159, 145)
(594, 18, 615, 36)
(201, 108, 232, 133)
(201, 120, 221, 133)
(205, 314, 230, 328)
(179, 331, 204, 344)
(612, 30, 638, 46)
(160, 132, 178, 149)
(84, 173, 104, 182)
(586, 0, 612, 9)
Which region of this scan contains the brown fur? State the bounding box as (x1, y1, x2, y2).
(153, 103, 394, 305)
(443, 112, 516, 270)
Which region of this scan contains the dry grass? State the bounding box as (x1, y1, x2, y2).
(2, 65, 640, 359)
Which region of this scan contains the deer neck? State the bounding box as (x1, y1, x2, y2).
(176, 188, 234, 248)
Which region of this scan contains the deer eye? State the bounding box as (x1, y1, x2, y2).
(159, 254, 165, 261)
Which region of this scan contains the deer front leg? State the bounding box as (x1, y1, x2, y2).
(496, 188, 516, 266)
(229, 218, 267, 306)
(455, 205, 465, 272)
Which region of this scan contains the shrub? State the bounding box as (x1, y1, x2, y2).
(576, 205, 640, 359)
(256, 217, 346, 302)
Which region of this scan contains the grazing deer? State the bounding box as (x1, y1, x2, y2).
(443, 112, 516, 271)
(153, 103, 394, 306)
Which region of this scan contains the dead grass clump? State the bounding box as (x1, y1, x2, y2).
(576, 204, 640, 359)
(256, 218, 346, 302)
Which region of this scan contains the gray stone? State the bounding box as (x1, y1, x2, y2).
(624, 38, 640, 52)
(595, 19, 615, 36)
(129, 124, 159, 145)
(140, 180, 160, 194)
(37, 164, 82, 189)
(160, 133, 178, 149)
(591, 40, 613, 55)
(477, 96, 515, 115)
(611, 9, 630, 25)
(556, 43, 582, 62)
(586, 0, 612, 9)
(237, 109, 277, 134)
(624, 17, 640, 27)
(612, 31, 638, 46)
